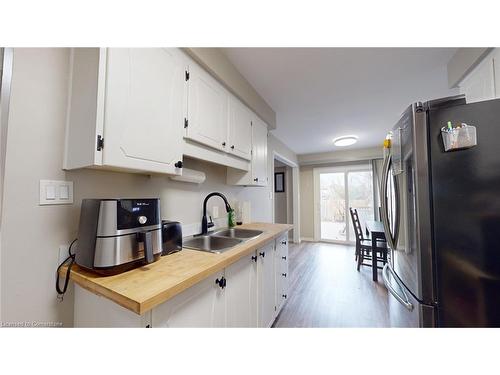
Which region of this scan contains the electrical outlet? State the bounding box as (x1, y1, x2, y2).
(58, 245, 70, 264)
(212, 206, 219, 219)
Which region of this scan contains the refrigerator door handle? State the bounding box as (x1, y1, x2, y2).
(383, 264, 414, 311)
(380, 153, 400, 251)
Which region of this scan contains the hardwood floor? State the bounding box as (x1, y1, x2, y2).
(273, 241, 390, 327)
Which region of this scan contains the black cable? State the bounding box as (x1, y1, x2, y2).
(55, 238, 77, 299)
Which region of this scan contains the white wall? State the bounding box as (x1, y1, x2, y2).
(270, 133, 298, 165)
(0, 48, 297, 326)
(274, 166, 287, 224)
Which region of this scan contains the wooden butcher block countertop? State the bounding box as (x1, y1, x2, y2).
(64, 222, 292, 315)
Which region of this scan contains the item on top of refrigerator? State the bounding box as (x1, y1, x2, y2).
(441, 121, 477, 151)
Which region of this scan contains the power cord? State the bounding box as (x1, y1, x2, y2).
(55, 238, 77, 301)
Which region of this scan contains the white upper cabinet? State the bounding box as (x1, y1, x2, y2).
(457, 50, 500, 104)
(65, 48, 268, 176)
(459, 56, 495, 104)
(185, 62, 229, 151)
(492, 49, 500, 100)
(103, 48, 186, 173)
(251, 117, 269, 185)
(226, 115, 268, 187)
(227, 97, 252, 160)
(64, 48, 186, 175)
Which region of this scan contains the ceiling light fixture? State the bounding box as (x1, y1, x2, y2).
(333, 135, 358, 147)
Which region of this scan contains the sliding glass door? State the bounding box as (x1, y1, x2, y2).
(314, 164, 374, 244)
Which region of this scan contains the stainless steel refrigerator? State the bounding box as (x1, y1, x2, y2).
(380, 95, 500, 327)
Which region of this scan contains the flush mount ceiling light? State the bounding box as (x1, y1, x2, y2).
(333, 135, 358, 147)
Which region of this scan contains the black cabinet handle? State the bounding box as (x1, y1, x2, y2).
(282, 273, 287, 277)
(222, 142, 226, 147)
(253, 178, 258, 182)
(215, 277, 226, 289)
(259, 252, 265, 258)
(231, 145, 235, 149)
(281, 241, 287, 245)
(251, 255, 257, 262)
(282, 294, 287, 299)
(282, 256, 287, 260)
(174, 160, 183, 168)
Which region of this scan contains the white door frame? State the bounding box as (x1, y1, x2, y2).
(313, 162, 372, 244)
(272, 151, 300, 244)
(0, 48, 14, 322)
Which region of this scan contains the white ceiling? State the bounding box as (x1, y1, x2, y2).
(223, 48, 459, 155)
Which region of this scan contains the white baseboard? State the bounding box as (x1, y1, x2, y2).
(300, 237, 314, 242)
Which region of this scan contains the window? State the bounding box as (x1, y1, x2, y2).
(314, 164, 374, 243)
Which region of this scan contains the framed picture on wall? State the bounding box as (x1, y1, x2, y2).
(275, 172, 285, 192)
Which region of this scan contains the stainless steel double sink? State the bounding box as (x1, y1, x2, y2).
(183, 228, 263, 254)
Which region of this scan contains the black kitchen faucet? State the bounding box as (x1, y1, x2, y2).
(200, 192, 232, 235)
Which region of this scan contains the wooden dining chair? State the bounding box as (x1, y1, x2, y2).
(349, 207, 387, 272)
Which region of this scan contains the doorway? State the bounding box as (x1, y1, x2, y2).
(313, 163, 374, 244)
(274, 160, 292, 238)
(272, 153, 300, 243)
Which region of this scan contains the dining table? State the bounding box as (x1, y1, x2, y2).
(365, 220, 387, 282)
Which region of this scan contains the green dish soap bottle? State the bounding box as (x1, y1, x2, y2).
(228, 208, 236, 228)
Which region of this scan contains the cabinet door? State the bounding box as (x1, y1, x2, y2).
(103, 48, 186, 174)
(228, 97, 252, 160)
(186, 63, 228, 151)
(279, 235, 289, 300)
(274, 244, 284, 313)
(257, 242, 276, 327)
(251, 117, 268, 186)
(459, 56, 495, 104)
(152, 272, 226, 327)
(275, 234, 289, 312)
(225, 252, 258, 327)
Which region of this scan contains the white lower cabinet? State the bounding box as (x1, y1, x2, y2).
(152, 271, 226, 328)
(257, 242, 277, 327)
(225, 252, 258, 327)
(74, 285, 152, 328)
(73, 234, 290, 327)
(276, 234, 289, 312)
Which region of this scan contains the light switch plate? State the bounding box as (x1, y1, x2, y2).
(40, 180, 74, 205)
